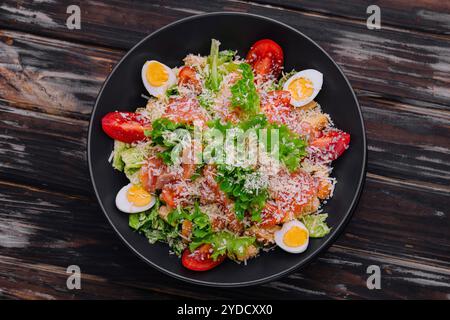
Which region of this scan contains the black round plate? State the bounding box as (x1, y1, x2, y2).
(88, 12, 367, 287)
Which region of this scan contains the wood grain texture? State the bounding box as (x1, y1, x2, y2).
(0, 0, 449, 107)
(0, 30, 121, 119)
(0, 0, 449, 300)
(253, 0, 450, 35)
(0, 181, 449, 300)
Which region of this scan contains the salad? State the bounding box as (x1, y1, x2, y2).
(101, 39, 350, 271)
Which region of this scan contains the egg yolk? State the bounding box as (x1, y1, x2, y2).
(127, 185, 152, 207)
(146, 61, 168, 87)
(283, 226, 308, 247)
(288, 77, 314, 101)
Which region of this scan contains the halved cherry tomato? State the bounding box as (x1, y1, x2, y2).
(310, 130, 350, 162)
(178, 66, 201, 93)
(181, 244, 225, 271)
(101, 111, 150, 143)
(246, 39, 284, 79)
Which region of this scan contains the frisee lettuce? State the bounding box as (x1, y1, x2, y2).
(207, 114, 307, 172)
(167, 203, 212, 240)
(268, 123, 307, 172)
(216, 165, 268, 221)
(165, 85, 179, 97)
(146, 118, 192, 164)
(230, 63, 260, 115)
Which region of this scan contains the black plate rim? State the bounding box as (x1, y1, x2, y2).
(87, 11, 367, 287)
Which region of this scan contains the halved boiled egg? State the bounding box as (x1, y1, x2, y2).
(141, 60, 176, 98)
(274, 220, 309, 253)
(283, 69, 323, 107)
(116, 183, 155, 214)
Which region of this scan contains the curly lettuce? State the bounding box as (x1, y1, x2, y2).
(230, 63, 260, 115)
(216, 165, 268, 222)
(146, 118, 192, 164)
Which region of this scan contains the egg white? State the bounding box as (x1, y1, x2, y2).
(274, 220, 309, 253)
(115, 183, 155, 214)
(141, 60, 176, 98)
(283, 69, 323, 107)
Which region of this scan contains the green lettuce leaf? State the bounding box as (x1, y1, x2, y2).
(230, 63, 260, 115)
(112, 140, 129, 171)
(301, 214, 331, 238)
(129, 199, 186, 256)
(189, 231, 256, 261)
(120, 145, 147, 181)
(147, 118, 192, 165)
(205, 39, 222, 92)
(205, 40, 238, 92)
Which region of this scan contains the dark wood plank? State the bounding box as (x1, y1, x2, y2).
(0, 256, 177, 300)
(0, 101, 89, 195)
(362, 95, 450, 188)
(253, 0, 450, 35)
(339, 173, 450, 268)
(0, 30, 122, 119)
(0, 1, 449, 107)
(0, 180, 449, 299)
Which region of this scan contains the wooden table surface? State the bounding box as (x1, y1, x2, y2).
(0, 0, 449, 300)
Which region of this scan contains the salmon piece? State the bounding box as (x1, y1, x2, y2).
(139, 157, 168, 193)
(259, 169, 317, 226)
(163, 97, 209, 126)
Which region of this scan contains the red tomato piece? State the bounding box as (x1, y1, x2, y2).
(310, 130, 350, 162)
(178, 66, 201, 93)
(181, 244, 225, 271)
(101, 111, 150, 143)
(246, 39, 284, 79)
